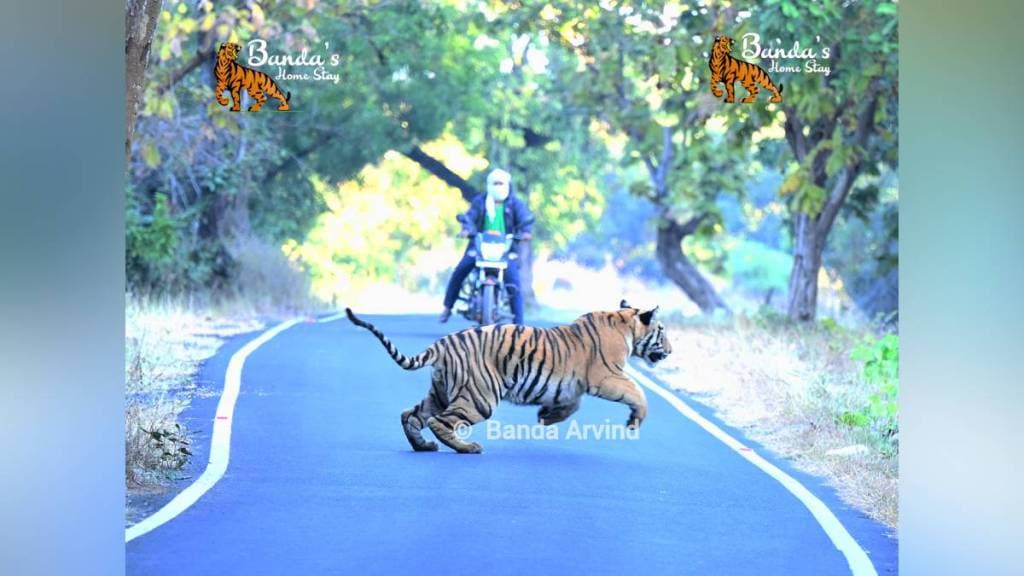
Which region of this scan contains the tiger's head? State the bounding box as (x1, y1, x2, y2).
(712, 35, 735, 55)
(620, 300, 672, 367)
(218, 42, 242, 63)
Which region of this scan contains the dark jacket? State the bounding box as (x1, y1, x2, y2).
(458, 190, 535, 237)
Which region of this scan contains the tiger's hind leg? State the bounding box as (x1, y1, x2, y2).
(538, 398, 581, 426)
(427, 412, 484, 454)
(247, 88, 266, 112)
(740, 77, 759, 103)
(427, 387, 495, 454)
(401, 370, 447, 452)
(402, 401, 439, 452)
(273, 88, 290, 111)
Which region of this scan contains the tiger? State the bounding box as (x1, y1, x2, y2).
(345, 300, 672, 454)
(709, 35, 783, 104)
(214, 42, 291, 112)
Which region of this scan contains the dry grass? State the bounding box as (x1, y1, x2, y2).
(125, 298, 264, 490)
(656, 313, 898, 530)
(225, 236, 322, 315)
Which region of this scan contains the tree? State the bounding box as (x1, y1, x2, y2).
(125, 0, 164, 160)
(508, 1, 765, 314)
(756, 0, 898, 320)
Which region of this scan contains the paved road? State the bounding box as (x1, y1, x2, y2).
(126, 314, 897, 575)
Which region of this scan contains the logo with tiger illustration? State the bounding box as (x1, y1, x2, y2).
(345, 300, 672, 454)
(709, 35, 783, 104)
(215, 42, 291, 112)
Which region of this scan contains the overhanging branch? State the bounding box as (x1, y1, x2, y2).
(402, 146, 480, 202)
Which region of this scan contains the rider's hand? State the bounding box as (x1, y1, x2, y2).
(518, 232, 533, 241)
(459, 229, 472, 238)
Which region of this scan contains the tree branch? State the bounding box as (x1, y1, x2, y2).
(157, 47, 214, 96)
(782, 106, 808, 162)
(262, 132, 337, 184)
(402, 146, 480, 202)
(817, 85, 880, 234)
(677, 212, 707, 237)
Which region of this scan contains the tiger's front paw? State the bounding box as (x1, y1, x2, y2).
(627, 416, 643, 430)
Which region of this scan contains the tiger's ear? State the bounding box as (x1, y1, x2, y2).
(638, 306, 659, 326)
(620, 299, 631, 309)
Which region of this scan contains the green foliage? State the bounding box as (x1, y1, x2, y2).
(285, 140, 472, 303)
(840, 333, 899, 455)
(126, 191, 179, 288)
(724, 239, 793, 294)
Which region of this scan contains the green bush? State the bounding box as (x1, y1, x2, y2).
(840, 333, 899, 455)
(126, 191, 179, 287)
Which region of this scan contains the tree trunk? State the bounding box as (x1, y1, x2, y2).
(782, 91, 879, 322)
(516, 238, 537, 308)
(125, 0, 164, 160)
(655, 216, 729, 314)
(786, 213, 824, 321)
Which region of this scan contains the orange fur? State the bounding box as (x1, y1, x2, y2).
(709, 36, 783, 104)
(214, 43, 291, 112)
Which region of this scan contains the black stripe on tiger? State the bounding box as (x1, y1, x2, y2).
(345, 308, 435, 370)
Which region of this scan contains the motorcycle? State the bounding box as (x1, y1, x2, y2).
(455, 230, 521, 326)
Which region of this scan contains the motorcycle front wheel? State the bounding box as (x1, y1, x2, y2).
(481, 284, 496, 326)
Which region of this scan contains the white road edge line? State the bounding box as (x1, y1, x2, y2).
(625, 365, 878, 576)
(316, 312, 347, 323)
(125, 319, 302, 543)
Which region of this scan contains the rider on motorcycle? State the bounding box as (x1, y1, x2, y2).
(439, 168, 535, 325)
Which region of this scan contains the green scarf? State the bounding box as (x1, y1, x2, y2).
(484, 202, 506, 234)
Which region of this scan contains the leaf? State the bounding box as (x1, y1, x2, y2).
(825, 147, 847, 178)
(876, 3, 898, 15)
(142, 142, 162, 169)
(778, 171, 802, 197)
(200, 12, 216, 31)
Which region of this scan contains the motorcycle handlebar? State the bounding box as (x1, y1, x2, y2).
(459, 231, 532, 241)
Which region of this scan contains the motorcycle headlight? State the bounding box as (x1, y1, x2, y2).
(479, 241, 506, 261)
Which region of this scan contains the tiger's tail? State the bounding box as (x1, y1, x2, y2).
(346, 308, 436, 370)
